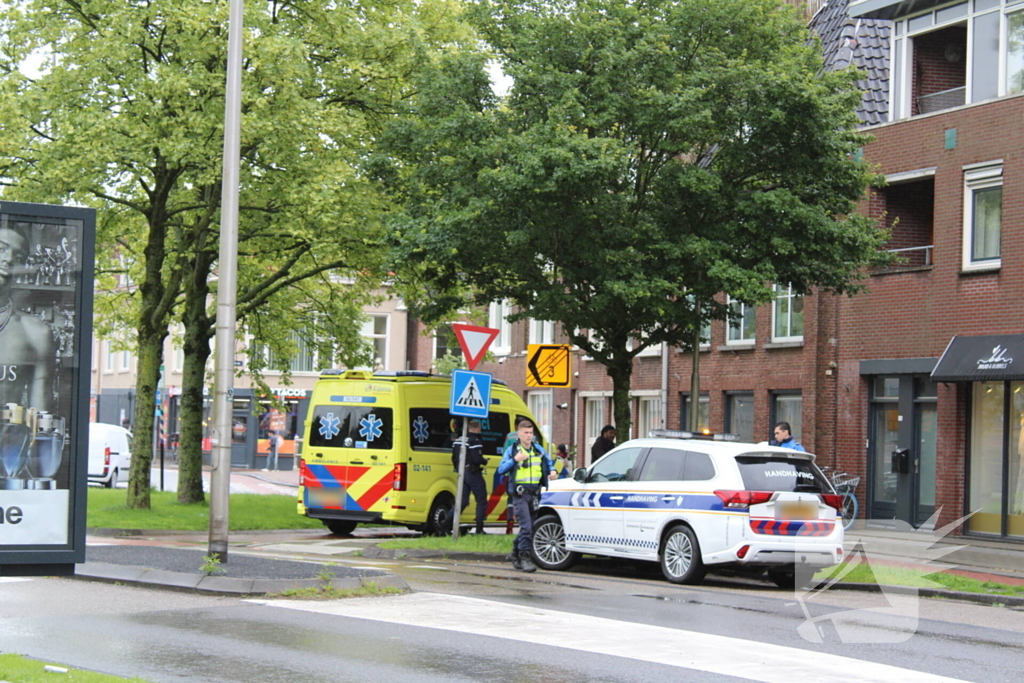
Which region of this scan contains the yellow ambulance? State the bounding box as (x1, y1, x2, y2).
(297, 369, 548, 535)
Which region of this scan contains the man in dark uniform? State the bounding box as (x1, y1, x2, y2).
(590, 424, 617, 464)
(452, 418, 488, 534)
(497, 418, 556, 572)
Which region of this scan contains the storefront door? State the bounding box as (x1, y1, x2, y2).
(868, 376, 936, 527)
(231, 398, 253, 467)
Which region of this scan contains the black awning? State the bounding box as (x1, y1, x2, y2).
(931, 335, 1024, 382)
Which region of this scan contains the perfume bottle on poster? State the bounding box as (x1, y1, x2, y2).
(1, 402, 31, 489)
(25, 409, 65, 490)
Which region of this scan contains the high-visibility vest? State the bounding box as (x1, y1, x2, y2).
(516, 445, 543, 485)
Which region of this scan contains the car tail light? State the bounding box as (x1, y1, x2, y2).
(821, 494, 844, 513)
(837, 548, 844, 560)
(392, 463, 407, 491)
(104, 447, 111, 466)
(298, 460, 308, 487)
(714, 490, 774, 509)
(736, 545, 750, 559)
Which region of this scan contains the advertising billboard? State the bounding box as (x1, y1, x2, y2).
(0, 201, 94, 575)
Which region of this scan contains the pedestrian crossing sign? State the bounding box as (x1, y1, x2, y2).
(450, 369, 492, 418)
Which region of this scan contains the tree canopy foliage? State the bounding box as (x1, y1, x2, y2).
(0, 0, 470, 505)
(372, 0, 889, 438)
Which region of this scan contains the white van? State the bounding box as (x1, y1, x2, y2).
(88, 423, 133, 488)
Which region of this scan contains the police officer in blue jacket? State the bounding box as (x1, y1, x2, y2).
(497, 418, 556, 572)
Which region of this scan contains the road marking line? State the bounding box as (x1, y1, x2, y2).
(254, 592, 967, 683)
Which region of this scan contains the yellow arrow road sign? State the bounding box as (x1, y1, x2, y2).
(526, 344, 572, 387)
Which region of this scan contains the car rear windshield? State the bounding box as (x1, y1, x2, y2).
(735, 454, 829, 493)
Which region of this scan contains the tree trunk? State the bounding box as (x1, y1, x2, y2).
(177, 241, 216, 504)
(177, 319, 212, 504)
(126, 329, 166, 509)
(607, 360, 633, 443)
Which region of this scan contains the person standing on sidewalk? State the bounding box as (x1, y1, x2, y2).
(497, 419, 556, 572)
(264, 430, 281, 471)
(452, 419, 488, 534)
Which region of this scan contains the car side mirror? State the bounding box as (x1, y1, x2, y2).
(573, 467, 587, 483)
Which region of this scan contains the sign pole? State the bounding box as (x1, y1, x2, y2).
(452, 417, 469, 541)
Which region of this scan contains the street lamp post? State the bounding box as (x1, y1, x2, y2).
(209, 0, 244, 562)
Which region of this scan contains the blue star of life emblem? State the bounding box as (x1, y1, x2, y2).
(412, 415, 430, 443)
(318, 412, 341, 440)
(359, 413, 383, 442)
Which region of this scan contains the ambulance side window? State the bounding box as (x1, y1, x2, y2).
(409, 408, 458, 451)
(409, 409, 511, 456)
(308, 406, 393, 449)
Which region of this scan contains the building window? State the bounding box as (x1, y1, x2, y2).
(104, 341, 114, 373)
(290, 333, 317, 373)
(726, 393, 754, 443)
(680, 393, 709, 432)
(527, 391, 552, 445)
(585, 397, 606, 456)
(361, 315, 388, 370)
(637, 396, 662, 438)
(771, 393, 802, 442)
(772, 284, 803, 342)
(488, 301, 512, 355)
(726, 297, 756, 345)
(433, 324, 462, 361)
(529, 319, 555, 345)
(962, 163, 1002, 271)
(120, 349, 132, 372)
(1007, 9, 1024, 94)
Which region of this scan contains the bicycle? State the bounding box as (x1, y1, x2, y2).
(820, 466, 860, 531)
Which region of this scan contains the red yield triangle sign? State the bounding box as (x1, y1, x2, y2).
(452, 323, 500, 371)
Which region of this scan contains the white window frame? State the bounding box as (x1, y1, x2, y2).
(962, 161, 1003, 272)
(527, 390, 553, 445)
(103, 341, 114, 374)
(637, 396, 663, 438)
(628, 335, 662, 358)
(771, 284, 804, 343)
(585, 396, 607, 452)
(120, 349, 132, 372)
(361, 314, 390, 371)
(488, 301, 512, 356)
(529, 319, 555, 345)
(726, 297, 756, 346)
(886, 1, 1024, 121)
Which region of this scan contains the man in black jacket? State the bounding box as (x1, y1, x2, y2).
(590, 425, 617, 464)
(452, 419, 489, 534)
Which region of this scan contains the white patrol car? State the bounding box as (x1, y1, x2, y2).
(530, 431, 844, 587)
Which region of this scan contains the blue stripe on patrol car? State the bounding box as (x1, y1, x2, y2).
(329, 395, 377, 404)
(541, 490, 724, 511)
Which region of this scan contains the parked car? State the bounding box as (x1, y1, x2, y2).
(88, 422, 133, 488)
(531, 431, 845, 588)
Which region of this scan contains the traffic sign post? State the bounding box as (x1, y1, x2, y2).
(449, 369, 493, 541)
(451, 323, 500, 371)
(526, 344, 572, 387)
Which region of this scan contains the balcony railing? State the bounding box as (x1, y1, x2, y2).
(874, 245, 933, 274)
(916, 86, 965, 115)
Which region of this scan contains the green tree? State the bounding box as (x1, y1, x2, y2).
(373, 0, 889, 439)
(0, 0, 469, 506)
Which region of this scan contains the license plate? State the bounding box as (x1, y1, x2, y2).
(775, 500, 818, 520)
(305, 486, 347, 509)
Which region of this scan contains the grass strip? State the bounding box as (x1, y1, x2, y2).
(816, 561, 1024, 596)
(87, 489, 323, 531)
(378, 533, 515, 554)
(0, 653, 152, 683)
